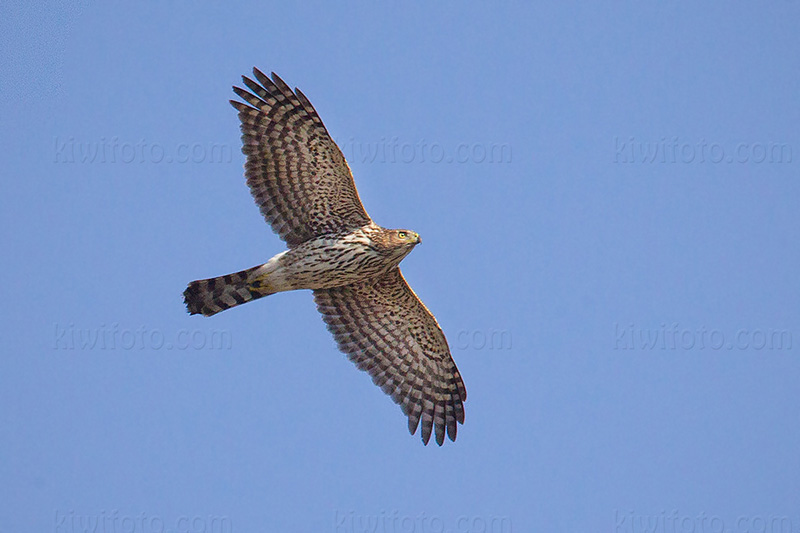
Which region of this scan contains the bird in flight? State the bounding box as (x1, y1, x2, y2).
(184, 68, 466, 445)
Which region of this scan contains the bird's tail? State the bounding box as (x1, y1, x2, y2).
(184, 264, 275, 317)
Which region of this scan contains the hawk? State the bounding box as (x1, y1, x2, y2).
(184, 68, 466, 445)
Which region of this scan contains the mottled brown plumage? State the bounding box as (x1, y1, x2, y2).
(314, 268, 466, 444)
(184, 69, 466, 445)
(232, 70, 370, 246)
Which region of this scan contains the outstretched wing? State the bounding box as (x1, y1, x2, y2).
(231, 68, 371, 246)
(313, 268, 467, 445)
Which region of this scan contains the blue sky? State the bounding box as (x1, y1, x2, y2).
(2, 1, 799, 532)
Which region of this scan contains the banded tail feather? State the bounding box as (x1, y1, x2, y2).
(184, 264, 275, 316)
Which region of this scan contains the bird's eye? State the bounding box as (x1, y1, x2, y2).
(398, 231, 407, 239)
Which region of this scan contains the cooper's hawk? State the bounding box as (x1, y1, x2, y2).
(184, 69, 466, 445)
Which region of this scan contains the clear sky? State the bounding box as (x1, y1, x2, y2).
(2, 1, 799, 532)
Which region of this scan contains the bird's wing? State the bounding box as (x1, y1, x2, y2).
(231, 69, 371, 246)
(313, 267, 466, 445)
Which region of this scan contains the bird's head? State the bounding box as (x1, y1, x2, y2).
(390, 229, 422, 247)
(386, 229, 421, 262)
(367, 227, 422, 260)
